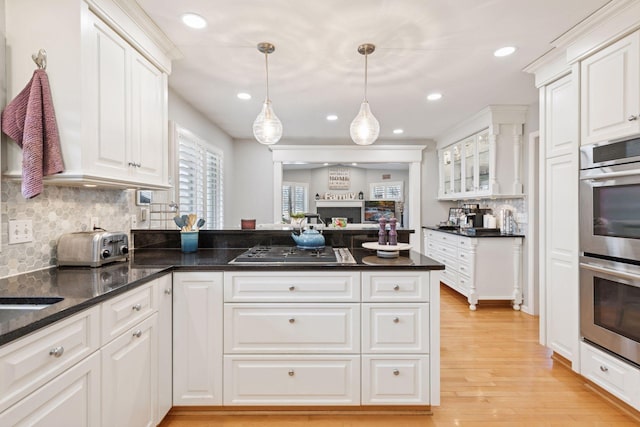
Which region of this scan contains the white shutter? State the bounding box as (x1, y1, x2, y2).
(369, 181, 403, 201)
(176, 125, 224, 228)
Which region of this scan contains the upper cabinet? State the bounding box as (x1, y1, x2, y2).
(3, 0, 177, 189)
(437, 105, 527, 200)
(581, 31, 640, 145)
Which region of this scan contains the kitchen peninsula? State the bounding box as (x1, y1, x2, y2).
(0, 228, 443, 425)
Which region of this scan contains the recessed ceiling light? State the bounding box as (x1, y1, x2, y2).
(427, 93, 442, 101)
(352, 163, 358, 166)
(181, 13, 207, 29)
(494, 46, 516, 57)
(326, 114, 338, 121)
(323, 163, 329, 166)
(237, 92, 251, 100)
(393, 129, 404, 135)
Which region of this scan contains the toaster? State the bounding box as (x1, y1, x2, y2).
(57, 231, 129, 267)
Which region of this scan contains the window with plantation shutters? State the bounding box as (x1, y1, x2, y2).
(176, 125, 223, 228)
(282, 182, 308, 221)
(369, 181, 403, 201)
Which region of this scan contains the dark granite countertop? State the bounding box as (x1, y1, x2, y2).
(1, 245, 443, 347)
(423, 226, 525, 238)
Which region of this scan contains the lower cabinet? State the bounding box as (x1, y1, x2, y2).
(0, 352, 100, 426)
(101, 313, 158, 427)
(223, 355, 360, 405)
(424, 229, 523, 310)
(172, 272, 223, 405)
(0, 275, 171, 426)
(362, 355, 430, 404)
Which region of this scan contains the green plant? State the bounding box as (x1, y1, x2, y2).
(290, 212, 306, 219)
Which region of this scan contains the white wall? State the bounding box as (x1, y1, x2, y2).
(421, 141, 455, 228)
(231, 138, 274, 226)
(167, 89, 235, 227)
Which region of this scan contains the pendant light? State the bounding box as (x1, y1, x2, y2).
(350, 43, 380, 146)
(253, 42, 283, 145)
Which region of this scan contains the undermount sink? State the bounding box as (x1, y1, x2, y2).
(0, 297, 64, 311)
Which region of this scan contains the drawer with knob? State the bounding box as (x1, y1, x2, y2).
(101, 281, 155, 345)
(0, 305, 100, 412)
(224, 272, 359, 302)
(362, 272, 429, 302)
(223, 355, 360, 405)
(362, 303, 429, 353)
(362, 355, 430, 404)
(580, 342, 640, 406)
(224, 303, 359, 353)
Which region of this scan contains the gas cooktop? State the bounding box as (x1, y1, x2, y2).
(229, 245, 356, 265)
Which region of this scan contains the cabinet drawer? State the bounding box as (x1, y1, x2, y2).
(431, 231, 460, 246)
(224, 304, 359, 353)
(362, 355, 430, 405)
(224, 272, 360, 302)
(101, 282, 155, 345)
(362, 304, 429, 353)
(440, 268, 458, 287)
(0, 306, 100, 413)
(362, 272, 428, 302)
(223, 355, 360, 405)
(458, 274, 472, 293)
(580, 342, 640, 406)
(0, 351, 101, 426)
(436, 243, 457, 258)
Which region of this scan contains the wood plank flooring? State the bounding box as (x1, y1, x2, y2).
(159, 284, 639, 426)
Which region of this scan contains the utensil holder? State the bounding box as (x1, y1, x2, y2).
(180, 231, 199, 253)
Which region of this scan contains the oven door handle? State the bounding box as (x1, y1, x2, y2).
(580, 262, 640, 282)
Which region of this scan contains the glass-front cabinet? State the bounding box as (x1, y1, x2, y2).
(437, 105, 527, 201)
(439, 130, 491, 199)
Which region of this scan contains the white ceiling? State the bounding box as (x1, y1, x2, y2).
(137, 0, 610, 142)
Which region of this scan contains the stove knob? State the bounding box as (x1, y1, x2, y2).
(120, 245, 129, 255)
(102, 249, 111, 259)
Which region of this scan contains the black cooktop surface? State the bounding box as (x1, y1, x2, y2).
(230, 245, 354, 264)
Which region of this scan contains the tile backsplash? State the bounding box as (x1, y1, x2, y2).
(0, 182, 134, 278)
(458, 198, 528, 235)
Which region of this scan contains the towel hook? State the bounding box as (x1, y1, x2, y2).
(32, 49, 47, 70)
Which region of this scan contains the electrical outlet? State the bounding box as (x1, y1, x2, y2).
(130, 214, 138, 229)
(90, 217, 99, 230)
(9, 219, 33, 244)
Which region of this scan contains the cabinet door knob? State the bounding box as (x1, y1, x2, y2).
(164, 289, 172, 295)
(289, 286, 295, 291)
(288, 369, 295, 376)
(132, 304, 142, 311)
(49, 346, 64, 358)
(289, 318, 295, 324)
(393, 285, 400, 291)
(628, 115, 638, 121)
(133, 330, 142, 338)
(599, 365, 609, 372)
(393, 369, 400, 376)
(393, 317, 400, 323)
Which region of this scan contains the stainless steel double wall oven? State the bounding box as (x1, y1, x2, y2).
(579, 135, 640, 366)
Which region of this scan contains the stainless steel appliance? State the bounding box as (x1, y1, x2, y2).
(57, 231, 129, 267)
(580, 256, 640, 366)
(579, 135, 640, 366)
(229, 245, 356, 265)
(580, 135, 640, 260)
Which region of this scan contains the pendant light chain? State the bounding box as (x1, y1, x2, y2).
(264, 51, 270, 101)
(363, 51, 368, 102)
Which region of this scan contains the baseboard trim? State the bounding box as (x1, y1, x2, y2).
(168, 405, 432, 416)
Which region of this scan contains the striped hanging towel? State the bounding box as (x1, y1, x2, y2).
(1, 69, 64, 198)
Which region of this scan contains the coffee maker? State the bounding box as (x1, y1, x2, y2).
(461, 204, 492, 228)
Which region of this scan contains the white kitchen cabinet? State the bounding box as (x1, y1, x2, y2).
(0, 306, 100, 413)
(172, 272, 224, 406)
(360, 271, 435, 406)
(101, 279, 156, 345)
(156, 274, 173, 422)
(424, 229, 523, 310)
(544, 153, 579, 364)
(0, 352, 101, 427)
(102, 313, 158, 427)
(437, 105, 527, 200)
(4, 0, 171, 189)
(580, 341, 640, 408)
(581, 31, 640, 145)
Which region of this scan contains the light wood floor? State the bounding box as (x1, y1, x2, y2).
(159, 284, 639, 426)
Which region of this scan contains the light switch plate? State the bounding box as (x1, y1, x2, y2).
(9, 219, 33, 244)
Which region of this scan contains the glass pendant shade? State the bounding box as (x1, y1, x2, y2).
(253, 99, 282, 145)
(350, 101, 379, 145)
